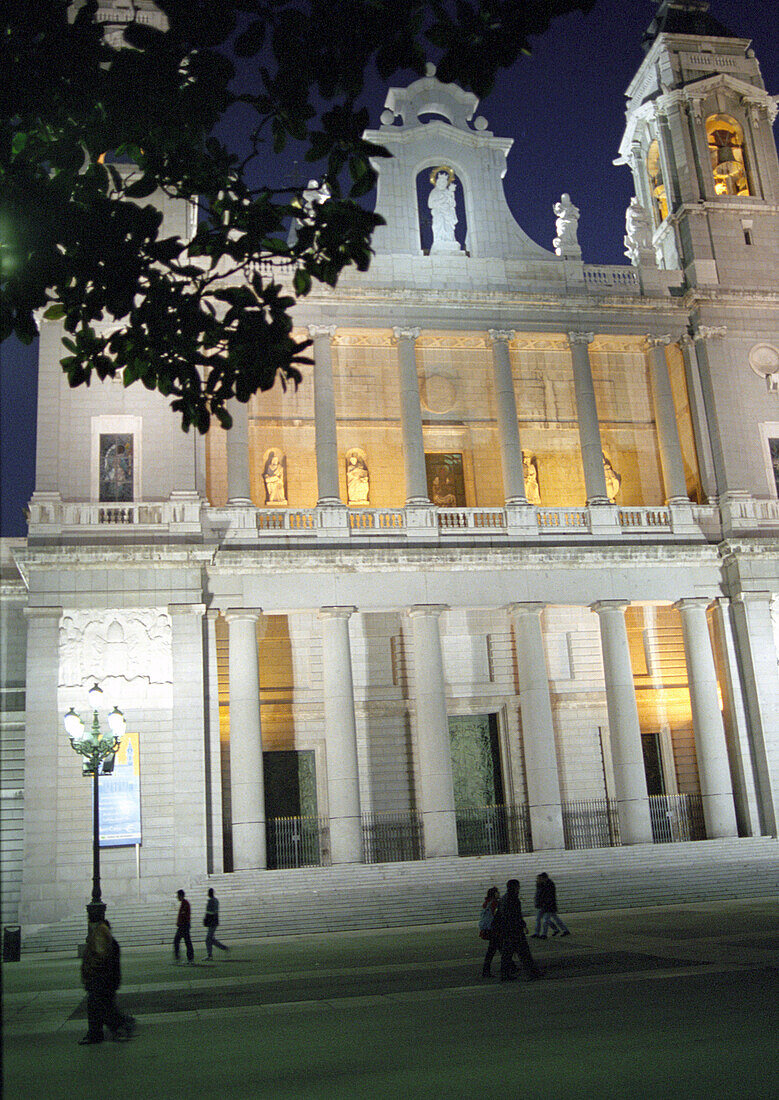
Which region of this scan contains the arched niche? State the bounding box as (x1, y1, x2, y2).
(416, 164, 468, 255)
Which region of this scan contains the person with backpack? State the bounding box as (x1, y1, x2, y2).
(478, 886, 501, 978)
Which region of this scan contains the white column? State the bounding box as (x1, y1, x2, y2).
(568, 332, 609, 504)
(407, 605, 458, 856)
(168, 604, 209, 878)
(508, 604, 565, 849)
(592, 601, 653, 844)
(709, 598, 761, 837)
(308, 325, 342, 505)
(728, 592, 779, 835)
(319, 606, 363, 864)
(489, 330, 527, 505)
(20, 606, 63, 924)
(226, 399, 252, 505)
(678, 334, 719, 502)
(393, 327, 429, 506)
(225, 608, 266, 870)
(645, 335, 689, 504)
(204, 608, 224, 873)
(674, 599, 738, 838)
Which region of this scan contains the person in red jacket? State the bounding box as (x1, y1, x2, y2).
(173, 888, 195, 964)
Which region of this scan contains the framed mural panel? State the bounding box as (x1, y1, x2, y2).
(99, 433, 134, 502)
(425, 452, 466, 507)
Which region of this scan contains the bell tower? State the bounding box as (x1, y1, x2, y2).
(617, 0, 778, 289)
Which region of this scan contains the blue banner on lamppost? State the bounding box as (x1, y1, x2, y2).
(99, 730, 141, 847)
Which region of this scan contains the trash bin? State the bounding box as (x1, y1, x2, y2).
(3, 925, 21, 962)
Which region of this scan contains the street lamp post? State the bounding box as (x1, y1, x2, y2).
(63, 683, 126, 924)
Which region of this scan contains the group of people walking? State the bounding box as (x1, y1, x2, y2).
(77, 888, 229, 1046)
(174, 887, 230, 963)
(479, 873, 571, 981)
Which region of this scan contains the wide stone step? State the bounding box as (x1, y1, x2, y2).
(18, 837, 779, 953)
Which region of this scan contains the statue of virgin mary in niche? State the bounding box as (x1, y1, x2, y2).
(428, 166, 462, 253)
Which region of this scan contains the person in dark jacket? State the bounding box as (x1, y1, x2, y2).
(78, 921, 134, 1044)
(203, 888, 229, 960)
(531, 872, 571, 939)
(499, 879, 541, 981)
(480, 886, 501, 978)
(173, 888, 195, 963)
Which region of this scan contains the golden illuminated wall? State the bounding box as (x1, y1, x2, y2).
(590, 337, 663, 507)
(204, 329, 700, 510)
(512, 336, 586, 507)
(625, 603, 700, 795)
(332, 332, 405, 508)
(417, 333, 502, 507)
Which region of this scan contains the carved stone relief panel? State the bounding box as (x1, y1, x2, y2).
(59, 608, 173, 706)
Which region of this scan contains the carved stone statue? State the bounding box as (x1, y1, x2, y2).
(428, 167, 461, 253)
(624, 197, 656, 266)
(522, 450, 541, 505)
(345, 448, 370, 505)
(603, 452, 622, 502)
(262, 448, 287, 505)
(553, 193, 580, 256)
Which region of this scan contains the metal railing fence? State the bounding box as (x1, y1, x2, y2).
(455, 804, 532, 856)
(561, 799, 621, 850)
(649, 793, 706, 843)
(266, 815, 330, 869)
(361, 811, 424, 863)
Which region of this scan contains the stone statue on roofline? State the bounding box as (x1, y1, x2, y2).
(624, 197, 657, 267)
(553, 194, 580, 257)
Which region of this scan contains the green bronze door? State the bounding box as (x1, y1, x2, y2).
(449, 714, 506, 854)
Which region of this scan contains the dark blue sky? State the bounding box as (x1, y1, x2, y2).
(1, 0, 776, 536)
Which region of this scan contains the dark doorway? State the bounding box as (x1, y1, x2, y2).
(641, 733, 666, 796)
(264, 750, 318, 868)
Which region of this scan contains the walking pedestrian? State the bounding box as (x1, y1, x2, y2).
(531, 872, 571, 939)
(203, 888, 229, 960)
(498, 879, 541, 982)
(173, 888, 195, 963)
(78, 920, 134, 1044)
(479, 886, 501, 978)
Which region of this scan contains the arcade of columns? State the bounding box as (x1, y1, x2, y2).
(217, 327, 739, 870)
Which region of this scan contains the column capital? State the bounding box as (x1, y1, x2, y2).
(407, 604, 449, 620)
(224, 607, 264, 623)
(393, 326, 421, 343)
(644, 333, 673, 350)
(567, 331, 594, 347)
(318, 605, 357, 621)
(168, 602, 206, 618)
(673, 597, 712, 614)
(23, 605, 63, 620)
(694, 325, 727, 342)
(307, 324, 337, 340)
(488, 328, 515, 344)
(507, 602, 546, 618)
(590, 599, 629, 615)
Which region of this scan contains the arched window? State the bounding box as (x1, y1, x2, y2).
(646, 141, 668, 225)
(706, 114, 751, 197)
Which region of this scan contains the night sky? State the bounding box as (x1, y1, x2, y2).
(1, 0, 776, 536)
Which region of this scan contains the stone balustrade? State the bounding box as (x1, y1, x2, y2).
(27, 497, 779, 543)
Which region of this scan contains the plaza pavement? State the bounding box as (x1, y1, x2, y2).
(3, 897, 778, 1099)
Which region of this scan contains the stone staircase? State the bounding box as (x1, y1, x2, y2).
(19, 836, 779, 953)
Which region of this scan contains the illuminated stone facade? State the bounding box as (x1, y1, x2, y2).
(2, 3, 778, 926)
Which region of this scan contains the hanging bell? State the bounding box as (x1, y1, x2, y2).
(711, 131, 741, 179)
